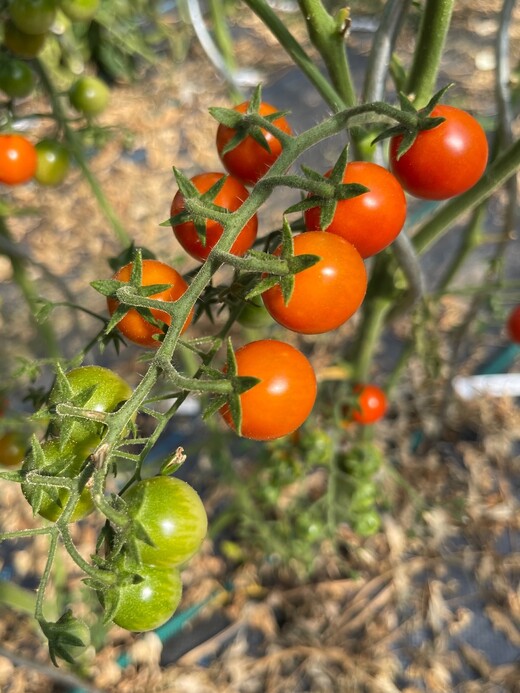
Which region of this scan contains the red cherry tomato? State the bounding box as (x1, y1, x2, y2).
(350, 384, 388, 425)
(220, 339, 317, 440)
(171, 172, 258, 262)
(389, 104, 488, 200)
(506, 305, 520, 343)
(216, 101, 292, 186)
(262, 231, 367, 334)
(304, 162, 406, 258)
(107, 259, 193, 348)
(0, 134, 37, 185)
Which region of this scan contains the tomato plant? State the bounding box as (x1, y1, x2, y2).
(348, 384, 388, 425)
(216, 101, 292, 186)
(49, 365, 133, 449)
(220, 339, 317, 440)
(0, 58, 35, 98)
(101, 560, 182, 632)
(3, 20, 47, 58)
(237, 296, 273, 329)
(68, 75, 110, 117)
(123, 476, 208, 567)
(9, 0, 57, 35)
(35, 139, 71, 186)
(0, 134, 37, 185)
(170, 172, 258, 262)
(59, 0, 100, 21)
(389, 104, 489, 200)
(107, 259, 194, 348)
(21, 439, 94, 523)
(507, 305, 520, 343)
(262, 231, 367, 334)
(304, 162, 407, 258)
(0, 431, 25, 467)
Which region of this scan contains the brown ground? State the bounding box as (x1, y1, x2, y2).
(1, 3, 520, 692)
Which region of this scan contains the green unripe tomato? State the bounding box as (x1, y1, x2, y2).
(35, 139, 70, 186)
(123, 476, 208, 568)
(9, 0, 57, 35)
(3, 20, 47, 58)
(237, 296, 273, 329)
(21, 438, 94, 523)
(59, 0, 99, 21)
(352, 508, 381, 537)
(103, 560, 183, 632)
(0, 59, 35, 98)
(68, 75, 109, 117)
(49, 365, 133, 450)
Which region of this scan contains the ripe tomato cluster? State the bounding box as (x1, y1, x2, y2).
(102, 96, 488, 442)
(0, 0, 107, 187)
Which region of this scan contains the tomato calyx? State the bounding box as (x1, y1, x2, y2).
(209, 85, 291, 157)
(40, 610, 91, 666)
(372, 85, 451, 158)
(166, 168, 232, 247)
(203, 338, 260, 436)
(285, 146, 369, 229)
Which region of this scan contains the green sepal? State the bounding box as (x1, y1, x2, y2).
(420, 83, 453, 117)
(40, 611, 91, 667)
(201, 394, 228, 421)
(208, 105, 245, 129)
(108, 243, 156, 273)
(244, 275, 281, 300)
(232, 375, 261, 395)
(90, 278, 122, 297)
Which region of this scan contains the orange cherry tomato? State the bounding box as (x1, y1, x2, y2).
(107, 259, 193, 348)
(216, 101, 292, 186)
(0, 134, 37, 185)
(220, 339, 317, 440)
(171, 172, 258, 262)
(304, 162, 406, 259)
(262, 231, 367, 334)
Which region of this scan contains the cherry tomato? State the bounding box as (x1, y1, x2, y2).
(352, 508, 381, 537)
(216, 101, 292, 186)
(349, 384, 388, 425)
(59, 0, 99, 21)
(21, 438, 94, 523)
(389, 105, 488, 200)
(106, 561, 182, 632)
(220, 339, 317, 440)
(35, 139, 70, 186)
(171, 172, 258, 262)
(262, 231, 367, 334)
(3, 20, 47, 58)
(0, 431, 25, 467)
(123, 475, 208, 567)
(507, 306, 520, 343)
(0, 134, 37, 185)
(0, 59, 35, 98)
(68, 75, 109, 117)
(107, 259, 194, 348)
(49, 365, 133, 449)
(304, 162, 406, 258)
(9, 0, 57, 35)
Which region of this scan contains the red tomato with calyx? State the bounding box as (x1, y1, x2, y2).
(350, 384, 387, 425)
(216, 101, 292, 186)
(389, 104, 488, 200)
(506, 306, 520, 343)
(220, 339, 317, 440)
(107, 259, 193, 348)
(0, 134, 37, 185)
(171, 172, 258, 262)
(304, 162, 406, 258)
(261, 232, 367, 334)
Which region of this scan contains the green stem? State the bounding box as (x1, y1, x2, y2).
(34, 529, 59, 622)
(405, 0, 455, 106)
(297, 0, 356, 107)
(438, 204, 486, 289)
(350, 298, 392, 382)
(33, 60, 132, 248)
(241, 0, 346, 111)
(0, 579, 37, 615)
